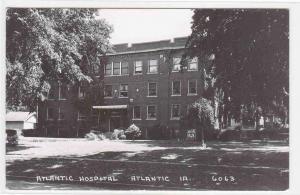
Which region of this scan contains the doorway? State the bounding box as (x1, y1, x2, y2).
(109, 116, 121, 131)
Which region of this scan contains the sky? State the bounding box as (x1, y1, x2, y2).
(97, 9, 194, 44)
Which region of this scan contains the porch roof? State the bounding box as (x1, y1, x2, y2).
(92, 105, 128, 110)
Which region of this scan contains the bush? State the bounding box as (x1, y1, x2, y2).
(125, 124, 141, 140)
(112, 129, 126, 140)
(84, 131, 106, 140)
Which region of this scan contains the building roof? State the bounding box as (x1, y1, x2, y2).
(105, 36, 188, 56)
(6, 112, 36, 122)
(93, 105, 128, 110)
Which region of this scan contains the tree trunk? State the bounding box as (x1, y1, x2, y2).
(201, 128, 205, 146)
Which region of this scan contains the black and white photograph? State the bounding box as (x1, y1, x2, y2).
(3, 3, 292, 192)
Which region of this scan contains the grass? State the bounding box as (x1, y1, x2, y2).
(6, 139, 289, 190)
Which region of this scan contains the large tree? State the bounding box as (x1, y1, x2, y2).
(184, 9, 289, 126)
(6, 8, 113, 111)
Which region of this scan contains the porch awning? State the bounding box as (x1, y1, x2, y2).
(92, 105, 128, 110)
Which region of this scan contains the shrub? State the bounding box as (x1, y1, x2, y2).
(112, 129, 126, 140)
(84, 131, 106, 140)
(125, 124, 141, 140)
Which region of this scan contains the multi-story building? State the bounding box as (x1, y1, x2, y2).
(38, 37, 204, 138)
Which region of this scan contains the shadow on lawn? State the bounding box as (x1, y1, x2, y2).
(5, 139, 289, 190)
(6, 144, 38, 153)
(6, 152, 289, 190)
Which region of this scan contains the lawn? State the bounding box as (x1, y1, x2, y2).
(6, 137, 289, 190)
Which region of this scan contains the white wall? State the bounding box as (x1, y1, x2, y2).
(6, 121, 23, 130)
(23, 122, 35, 129)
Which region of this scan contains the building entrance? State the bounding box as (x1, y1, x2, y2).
(110, 116, 121, 131)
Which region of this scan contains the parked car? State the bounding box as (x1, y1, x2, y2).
(6, 129, 20, 146)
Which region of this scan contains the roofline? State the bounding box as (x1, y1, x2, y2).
(100, 46, 185, 57)
(6, 112, 36, 122)
(26, 112, 36, 121)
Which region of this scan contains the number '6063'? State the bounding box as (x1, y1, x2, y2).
(212, 175, 236, 182)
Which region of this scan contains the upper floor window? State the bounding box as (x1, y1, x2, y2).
(148, 82, 157, 97)
(105, 63, 112, 75)
(172, 57, 181, 72)
(121, 62, 129, 75)
(171, 104, 181, 119)
(133, 106, 141, 120)
(104, 85, 113, 98)
(148, 59, 158, 74)
(134, 61, 143, 74)
(119, 84, 128, 98)
(59, 84, 68, 100)
(188, 57, 198, 71)
(113, 62, 121, 75)
(172, 81, 181, 96)
(48, 86, 56, 100)
(78, 86, 86, 98)
(188, 80, 197, 95)
(147, 105, 157, 120)
(92, 61, 100, 73)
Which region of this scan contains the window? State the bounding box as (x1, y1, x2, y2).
(121, 62, 129, 75)
(113, 62, 121, 75)
(133, 106, 141, 119)
(104, 85, 112, 97)
(105, 63, 112, 75)
(78, 111, 87, 120)
(47, 107, 54, 120)
(188, 57, 198, 71)
(93, 63, 100, 73)
(59, 84, 68, 100)
(134, 61, 143, 74)
(78, 86, 86, 98)
(188, 80, 197, 95)
(173, 57, 181, 71)
(58, 107, 65, 120)
(148, 82, 157, 97)
(172, 81, 181, 96)
(148, 59, 158, 74)
(119, 84, 128, 97)
(171, 104, 181, 119)
(48, 86, 56, 99)
(147, 105, 157, 119)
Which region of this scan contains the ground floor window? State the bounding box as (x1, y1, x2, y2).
(171, 104, 181, 119)
(147, 105, 157, 120)
(77, 111, 88, 120)
(58, 107, 65, 120)
(47, 107, 55, 120)
(133, 106, 141, 119)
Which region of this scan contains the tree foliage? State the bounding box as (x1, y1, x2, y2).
(187, 97, 215, 144)
(184, 9, 289, 112)
(6, 8, 113, 111)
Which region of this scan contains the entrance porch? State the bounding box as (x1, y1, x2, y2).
(92, 105, 129, 132)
